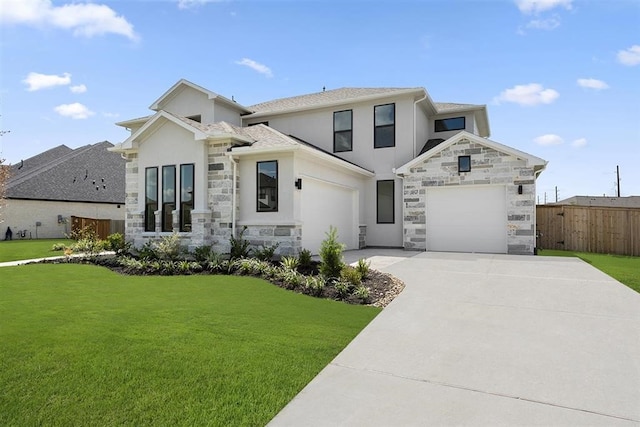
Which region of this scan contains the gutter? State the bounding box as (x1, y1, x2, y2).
(413, 91, 428, 158)
(226, 153, 238, 237)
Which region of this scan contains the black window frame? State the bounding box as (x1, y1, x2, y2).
(374, 103, 395, 148)
(458, 155, 471, 173)
(180, 163, 195, 232)
(162, 165, 176, 232)
(435, 116, 466, 132)
(376, 180, 395, 224)
(144, 167, 158, 232)
(257, 160, 278, 212)
(333, 109, 353, 152)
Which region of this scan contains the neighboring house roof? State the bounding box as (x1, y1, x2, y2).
(7, 141, 125, 204)
(552, 196, 640, 208)
(246, 87, 426, 116)
(149, 78, 251, 114)
(395, 131, 547, 175)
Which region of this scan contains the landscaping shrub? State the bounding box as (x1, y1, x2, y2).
(229, 226, 251, 259)
(355, 258, 370, 279)
(304, 275, 326, 297)
(51, 242, 67, 251)
(319, 226, 345, 279)
(70, 226, 103, 255)
(298, 248, 312, 268)
(281, 255, 299, 271)
(104, 233, 130, 255)
(254, 243, 279, 261)
(193, 245, 212, 262)
(340, 265, 362, 287)
(153, 233, 183, 261)
(354, 285, 370, 303)
(334, 280, 352, 299)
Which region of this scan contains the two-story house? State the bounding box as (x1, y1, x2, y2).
(110, 79, 546, 255)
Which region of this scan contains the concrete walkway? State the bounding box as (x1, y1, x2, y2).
(270, 252, 640, 426)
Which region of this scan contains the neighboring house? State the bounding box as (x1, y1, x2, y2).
(3, 141, 125, 239)
(111, 79, 546, 255)
(552, 196, 640, 208)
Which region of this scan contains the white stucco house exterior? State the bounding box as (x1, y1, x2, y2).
(110, 79, 546, 255)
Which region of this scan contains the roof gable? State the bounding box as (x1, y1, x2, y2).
(149, 79, 251, 113)
(396, 131, 547, 175)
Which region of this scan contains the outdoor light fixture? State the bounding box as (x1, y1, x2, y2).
(295, 178, 302, 190)
(518, 184, 523, 195)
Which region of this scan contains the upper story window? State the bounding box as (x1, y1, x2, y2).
(435, 116, 465, 132)
(162, 165, 176, 232)
(144, 167, 158, 232)
(374, 103, 395, 148)
(186, 115, 201, 123)
(257, 160, 278, 212)
(333, 110, 353, 152)
(180, 164, 194, 232)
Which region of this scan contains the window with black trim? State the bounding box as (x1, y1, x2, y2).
(458, 155, 471, 173)
(162, 165, 176, 232)
(180, 164, 194, 232)
(257, 161, 278, 212)
(334, 110, 352, 152)
(435, 117, 465, 132)
(144, 167, 158, 232)
(374, 103, 395, 148)
(377, 180, 395, 224)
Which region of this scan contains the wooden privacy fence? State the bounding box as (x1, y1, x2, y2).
(71, 216, 122, 240)
(536, 205, 640, 256)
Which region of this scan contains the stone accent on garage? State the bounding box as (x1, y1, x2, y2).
(207, 141, 236, 253)
(359, 225, 367, 249)
(239, 224, 303, 256)
(402, 138, 537, 255)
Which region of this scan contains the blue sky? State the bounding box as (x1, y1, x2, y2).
(1, 0, 639, 201)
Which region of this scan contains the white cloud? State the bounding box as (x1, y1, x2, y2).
(525, 16, 560, 30)
(577, 78, 609, 90)
(534, 134, 564, 146)
(70, 84, 87, 93)
(572, 138, 587, 148)
(54, 102, 95, 119)
(516, 0, 572, 14)
(494, 83, 559, 106)
(0, 0, 138, 41)
(102, 112, 120, 118)
(177, 0, 221, 9)
(617, 45, 640, 66)
(235, 58, 273, 78)
(23, 72, 71, 91)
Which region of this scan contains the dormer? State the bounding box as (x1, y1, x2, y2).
(430, 103, 490, 139)
(148, 79, 251, 126)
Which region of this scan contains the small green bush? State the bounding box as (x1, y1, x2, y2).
(282, 270, 303, 290)
(138, 241, 158, 260)
(340, 265, 362, 287)
(334, 280, 352, 299)
(354, 285, 370, 302)
(51, 243, 67, 251)
(230, 226, 251, 259)
(298, 248, 312, 268)
(355, 258, 370, 279)
(304, 275, 326, 297)
(154, 233, 183, 261)
(193, 245, 212, 262)
(254, 243, 279, 261)
(319, 226, 345, 279)
(104, 233, 130, 255)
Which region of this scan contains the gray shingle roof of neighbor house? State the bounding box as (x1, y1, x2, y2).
(6, 141, 125, 204)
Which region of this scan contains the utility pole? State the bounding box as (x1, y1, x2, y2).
(616, 165, 621, 197)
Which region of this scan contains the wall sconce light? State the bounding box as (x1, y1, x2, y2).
(295, 178, 302, 190)
(517, 184, 523, 195)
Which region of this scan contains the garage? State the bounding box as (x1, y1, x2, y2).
(301, 178, 356, 254)
(426, 185, 507, 253)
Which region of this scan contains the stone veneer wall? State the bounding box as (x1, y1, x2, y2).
(403, 138, 536, 255)
(123, 153, 145, 247)
(207, 142, 235, 253)
(241, 224, 302, 257)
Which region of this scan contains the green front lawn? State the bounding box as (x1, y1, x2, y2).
(0, 264, 380, 426)
(540, 250, 640, 293)
(0, 238, 70, 262)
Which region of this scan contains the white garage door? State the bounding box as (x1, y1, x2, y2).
(426, 185, 507, 253)
(301, 178, 355, 254)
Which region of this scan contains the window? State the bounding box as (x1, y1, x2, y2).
(374, 103, 395, 148)
(458, 155, 471, 173)
(162, 165, 176, 232)
(257, 161, 278, 212)
(435, 116, 465, 132)
(334, 110, 353, 152)
(144, 167, 158, 232)
(186, 114, 201, 123)
(180, 164, 194, 232)
(377, 180, 395, 224)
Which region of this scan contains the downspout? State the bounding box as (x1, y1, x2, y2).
(227, 152, 237, 237)
(393, 168, 405, 249)
(413, 91, 428, 159)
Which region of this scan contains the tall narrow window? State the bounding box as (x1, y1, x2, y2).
(257, 161, 278, 212)
(162, 165, 176, 232)
(144, 167, 158, 232)
(334, 110, 353, 152)
(377, 180, 395, 224)
(374, 103, 395, 148)
(180, 164, 194, 232)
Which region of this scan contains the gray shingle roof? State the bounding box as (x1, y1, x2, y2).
(247, 87, 422, 114)
(7, 141, 125, 204)
(434, 102, 483, 113)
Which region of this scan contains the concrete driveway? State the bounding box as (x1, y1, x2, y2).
(270, 252, 640, 426)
